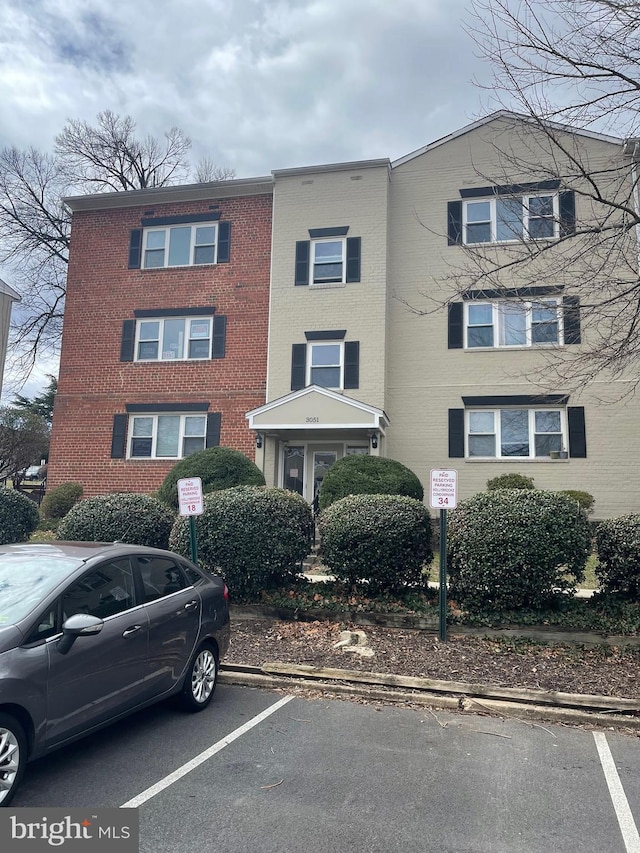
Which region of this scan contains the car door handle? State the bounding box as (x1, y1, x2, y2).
(184, 600, 199, 611)
(122, 625, 143, 637)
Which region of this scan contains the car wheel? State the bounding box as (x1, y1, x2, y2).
(0, 713, 26, 807)
(178, 643, 219, 712)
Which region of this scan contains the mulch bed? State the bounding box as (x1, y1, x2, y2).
(226, 618, 640, 699)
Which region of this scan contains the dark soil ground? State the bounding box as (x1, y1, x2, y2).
(226, 618, 640, 700)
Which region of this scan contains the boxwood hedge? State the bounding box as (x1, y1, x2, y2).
(157, 447, 265, 509)
(318, 493, 433, 593)
(40, 482, 83, 520)
(318, 455, 424, 512)
(0, 489, 40, 544)
(56, 493, 176, 548)
(594, 514, 640, 597)
(447, 489, 591, 610)
(169, 486, 312, 599)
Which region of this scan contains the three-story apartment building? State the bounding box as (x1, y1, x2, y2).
(49, 112, 640, 517)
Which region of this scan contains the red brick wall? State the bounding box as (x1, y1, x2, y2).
(48, 191, 272, 497)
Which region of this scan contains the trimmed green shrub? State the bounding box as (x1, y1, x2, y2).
(447, 489, 591, 610)
(40, 482, 83, 520)
(57, 493, 176, 548)
(0, 489, 40, 544)
(318, 455, 424, 512)
(558, 489, 595, 515)
(169, 486, 312, 599)
(318, 494, 433, 593)
(157, 447, 265, 509)
(594, 514, 640, 597)
(486, 473, 535, 491)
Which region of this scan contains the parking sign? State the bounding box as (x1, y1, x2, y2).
(429, 469, 458, 509)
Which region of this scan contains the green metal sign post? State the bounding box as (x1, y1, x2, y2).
(430, 469, 458, 644)
(189, 515, 198, 565)
(439, 509, 448, 642)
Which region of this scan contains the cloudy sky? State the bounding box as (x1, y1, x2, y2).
(0, 0, 505, 396)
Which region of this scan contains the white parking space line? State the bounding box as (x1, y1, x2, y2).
(594, 732, 640, 853)
(120, 695, 294, 809)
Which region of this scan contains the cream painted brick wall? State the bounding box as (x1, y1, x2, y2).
(385, 116, 640, 517)
(269, 164, 390, 409)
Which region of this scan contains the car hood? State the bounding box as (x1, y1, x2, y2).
(0, 625, 23, 653)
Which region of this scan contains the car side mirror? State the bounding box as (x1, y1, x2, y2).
(57, 613, 104, 655)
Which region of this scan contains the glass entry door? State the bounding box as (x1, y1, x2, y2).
(283, 446, 305, 496)
(312, 451, 337, 506)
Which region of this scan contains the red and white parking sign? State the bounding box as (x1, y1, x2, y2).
(177, 477, 204, 516)
(429, 469, 458, 509)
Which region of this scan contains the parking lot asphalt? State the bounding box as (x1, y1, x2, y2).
(11, 684, 640, 853)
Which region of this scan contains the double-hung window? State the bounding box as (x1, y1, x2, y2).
(312, 239, 346, 284)
(463, 194, 559, 244)
(467, 408, 565, 458)
(129, 414, 206, 459)
(466, 299, 561, 348)
(307, 342, 343, 388)
(143, 222, 217, 268)
(136, 317, 212, 361)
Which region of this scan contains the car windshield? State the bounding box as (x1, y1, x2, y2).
(0, 554, 80, 624)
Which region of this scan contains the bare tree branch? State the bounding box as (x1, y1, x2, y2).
(414, 1, 640, 392)
(1, 112, 234, 385)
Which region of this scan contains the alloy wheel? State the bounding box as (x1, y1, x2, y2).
(0, 726, 21, 805)
(191, 648, 217, 704)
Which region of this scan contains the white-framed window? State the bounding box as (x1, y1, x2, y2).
(311, 238, 346, 284)
(135, 317, 212, 361)
(128, 414, 207, 459)
(307, 341, 343, 388)
(466, 408, 566, 458)
(143, 222, 218, 268)
(463, 194, 559, 245)
(465, 299, 562, 348)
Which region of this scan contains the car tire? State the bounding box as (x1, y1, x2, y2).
(178, 643, 219, 712)
(0, 713, 27, 807)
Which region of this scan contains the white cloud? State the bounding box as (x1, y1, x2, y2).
(0, 0, 499, 391)
(0, 0, 493, 172)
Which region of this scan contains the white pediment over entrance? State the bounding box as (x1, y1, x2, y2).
(246, 385, 388, 432)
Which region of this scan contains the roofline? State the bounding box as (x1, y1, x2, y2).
(272, 158, 390, 178)
(64, 175, 274, 212)
(0, 277, 21, 301)
(392, 110, 624, 168)
(246, 384, 389, 425)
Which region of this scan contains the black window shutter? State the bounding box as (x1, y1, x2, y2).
(447, 201, 463, 246)
(448, 409, 465, 458)
(295, 241, 310, 286)
(111, 414, 128, 459)
(218, 221, 231, 263)
(563, 295, 581, 344)
(206, 412, 222, 448)
(120, 320, 136, 362)
(567, 407, 587, 458)
(559, 191, 576, 237)
(448, 303, 464, 349)
(212, 315, 227, 359)
(346, 237, 361, 283)
(291, 343, 307, 390)
(344, 341, 360, 389)
(128, 229, 143, 269)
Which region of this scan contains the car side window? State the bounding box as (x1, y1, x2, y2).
(134, 556, 188, 603)
(24, 606, 59, 644)
(62, 559, 136, 620)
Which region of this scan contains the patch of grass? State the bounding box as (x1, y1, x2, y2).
(30, 528, 57, 542)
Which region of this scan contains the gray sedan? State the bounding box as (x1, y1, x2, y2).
(0, 541, 230, 805)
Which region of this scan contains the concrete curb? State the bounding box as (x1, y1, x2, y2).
(219, 669, 640, 732)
